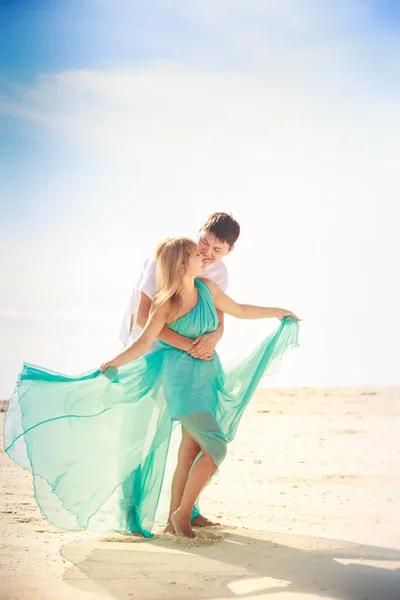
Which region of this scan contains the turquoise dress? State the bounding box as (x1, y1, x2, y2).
(4, 279, 299, 536)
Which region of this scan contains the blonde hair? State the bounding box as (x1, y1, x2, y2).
(154, 237, 199, 320)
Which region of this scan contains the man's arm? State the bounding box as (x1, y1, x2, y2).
(136, 291, 194, 352)
(215, 310, 225, 339)
(188, 311, 224, 359)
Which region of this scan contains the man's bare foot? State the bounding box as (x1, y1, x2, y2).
(171, 509, 194, 538)
(163, 520, 175, 534)
(120, 507, 145, 537)
(192, 514, 220, 527)
(121, 530, 145, 538)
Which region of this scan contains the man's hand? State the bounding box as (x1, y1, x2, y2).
(188, 331, 220, 360)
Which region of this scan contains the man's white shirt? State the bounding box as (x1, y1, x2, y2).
(119, 257, 229, 345)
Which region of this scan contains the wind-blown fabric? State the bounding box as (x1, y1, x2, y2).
(4, 279, 299, 536)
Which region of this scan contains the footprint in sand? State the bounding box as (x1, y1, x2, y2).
(98, 527, 226, 546)
(331, 429, 365, 435)
(322, 474, 361, 483)
(97, 532, 149, 543)
(161, 528, 226, 547)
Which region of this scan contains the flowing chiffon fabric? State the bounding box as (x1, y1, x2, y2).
(4, 279, 299, 536)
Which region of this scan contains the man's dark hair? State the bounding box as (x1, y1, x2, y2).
(201, 212, 240, 248)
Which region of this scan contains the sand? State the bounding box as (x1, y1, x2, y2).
(1, 387, 399, 600)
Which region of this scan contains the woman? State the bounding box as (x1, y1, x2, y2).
(5, 238, 299, 538)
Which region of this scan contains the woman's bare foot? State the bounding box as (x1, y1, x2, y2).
(171, 509, 195, 538)
(163, 520, 175, 534)
(192, 514, 220, 527)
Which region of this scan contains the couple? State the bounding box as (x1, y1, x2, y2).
(4, 213, 299, 538)
(118, 212, 236, 360)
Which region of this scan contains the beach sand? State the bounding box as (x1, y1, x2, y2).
(1, 387, 399, 600)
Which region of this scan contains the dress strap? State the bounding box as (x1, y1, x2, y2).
(195, 277, 214, 300)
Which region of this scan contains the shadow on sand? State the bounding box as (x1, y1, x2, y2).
(60, 527, 400, 600)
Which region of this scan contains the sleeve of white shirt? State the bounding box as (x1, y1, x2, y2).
(137, 257, 157, 300)
(126, 289, 137, 316)
(213, 263, 229, 293)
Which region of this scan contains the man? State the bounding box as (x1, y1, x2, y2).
(118, 212, 240, 534)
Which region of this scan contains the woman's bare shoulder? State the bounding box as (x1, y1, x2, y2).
(198, 277, 217, 291)
(150, 298, 172, 321)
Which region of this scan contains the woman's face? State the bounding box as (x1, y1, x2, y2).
(185, 248, 205, 277)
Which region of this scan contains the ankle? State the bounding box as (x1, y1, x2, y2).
(175, 508, 191, 521)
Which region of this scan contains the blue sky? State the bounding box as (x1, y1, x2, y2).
(1, 0, 399, 229)
(1, 0, 400, 81)
(0, 1, 399, 396)
(0, 0, 206, 78)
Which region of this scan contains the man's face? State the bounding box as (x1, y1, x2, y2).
(197, 230, 233, 267)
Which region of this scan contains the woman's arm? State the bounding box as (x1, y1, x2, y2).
(136, 291, 194, 352)
(100, 303, 169, 371)
(203, 279, 299, 321)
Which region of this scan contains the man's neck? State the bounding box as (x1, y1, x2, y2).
(205, 259, 221, 272)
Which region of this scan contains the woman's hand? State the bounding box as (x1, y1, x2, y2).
(100, 357, 122, 373)
(276, 309, 300, 321)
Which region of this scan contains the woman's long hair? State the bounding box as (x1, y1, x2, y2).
(154, 237, 198, 320)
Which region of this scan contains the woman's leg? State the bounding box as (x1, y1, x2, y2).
(171, 447, 217, 538)
(164, 428, 201, 532)
(170, 413, 228, 537)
